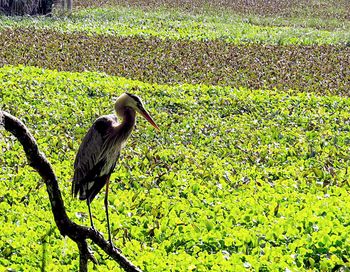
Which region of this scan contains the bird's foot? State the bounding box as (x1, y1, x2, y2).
(90, 226, 99, 235)
(109, 239, 114, 248)
(109, 240, 121, 252)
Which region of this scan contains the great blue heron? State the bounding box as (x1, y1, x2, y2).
(72, 92, 159, 246)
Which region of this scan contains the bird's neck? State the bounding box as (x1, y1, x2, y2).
(119, 107, 136, 137)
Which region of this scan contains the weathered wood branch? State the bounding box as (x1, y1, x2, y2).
(0, 110, 142, 272)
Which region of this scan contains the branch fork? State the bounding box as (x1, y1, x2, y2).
(1, 110, 142, 272)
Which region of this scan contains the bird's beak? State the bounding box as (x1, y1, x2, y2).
(139, 108, 160, 131)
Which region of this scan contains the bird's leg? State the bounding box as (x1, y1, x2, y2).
(104, 176, 113, 247)
(86, 198, 95, 230)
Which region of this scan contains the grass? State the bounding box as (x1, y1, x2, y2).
(0, 7, 349, 44)
(73, 0, 350, 22)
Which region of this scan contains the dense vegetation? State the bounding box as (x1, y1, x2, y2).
(1, 1, 350, 271)
(1, 11, 349, 95)
(73, 0, 350, 22)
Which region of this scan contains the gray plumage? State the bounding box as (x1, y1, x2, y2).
(71, 93, 159, 246)
(72, 112, 134, 202)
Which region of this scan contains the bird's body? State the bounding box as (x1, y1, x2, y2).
(72, 93, 159, 246)
(72, 113, 133, 201)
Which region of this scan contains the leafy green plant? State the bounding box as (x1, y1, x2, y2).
(1, 65, 350, 271)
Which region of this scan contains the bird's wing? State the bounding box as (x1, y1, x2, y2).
(72, 115, 119, 199)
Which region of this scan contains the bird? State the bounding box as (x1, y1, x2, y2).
(72, 92, 159, 246)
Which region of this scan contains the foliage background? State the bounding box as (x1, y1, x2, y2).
(1, 0, 350, 271)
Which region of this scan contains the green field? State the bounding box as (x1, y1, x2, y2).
(1, 7, 349, 44)
(1, 1, 350, 271)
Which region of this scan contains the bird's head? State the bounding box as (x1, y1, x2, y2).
(115, 93, 160, 130)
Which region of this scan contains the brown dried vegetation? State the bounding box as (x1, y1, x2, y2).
(1, 28, 349, 96)
(74, 0, 350, 21)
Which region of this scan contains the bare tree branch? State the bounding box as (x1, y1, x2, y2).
(1, 110, 142, 272)
(78, 239, 98, 272)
